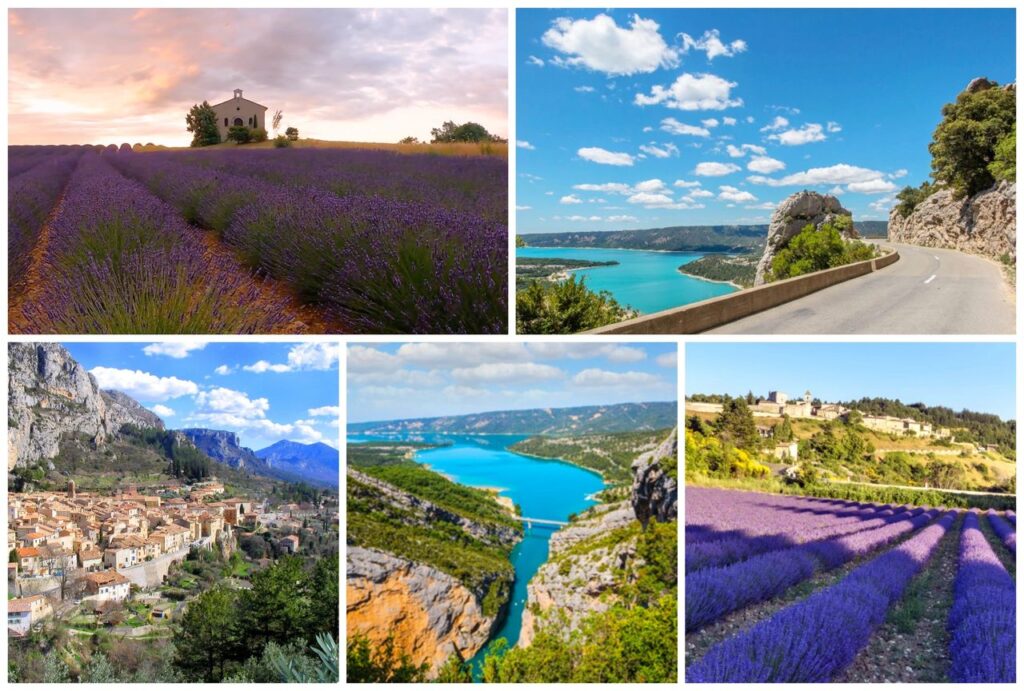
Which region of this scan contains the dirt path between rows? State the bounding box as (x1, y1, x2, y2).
(196, 231, 346, 334)
(8, 192, 63, 334)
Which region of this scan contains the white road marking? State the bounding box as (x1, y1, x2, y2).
(924, 274, 936, 284)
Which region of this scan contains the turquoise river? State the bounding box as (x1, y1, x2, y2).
(517, 246, 737, 314)
(348, 433, 605, 673)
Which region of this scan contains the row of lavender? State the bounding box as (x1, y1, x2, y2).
(686, 487, 1016, 682)
(27, 153, 288, 333)
(106, 148, 507, 334)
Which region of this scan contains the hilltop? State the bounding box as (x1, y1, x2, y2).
(349, 401, 677, 436)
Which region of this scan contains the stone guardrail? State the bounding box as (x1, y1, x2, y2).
(586, 249, 900, 335)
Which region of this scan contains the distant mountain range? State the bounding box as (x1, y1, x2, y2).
(520, 221, 888, 252)
(256, 440, 339, 488)
(348, 401, 677, 436)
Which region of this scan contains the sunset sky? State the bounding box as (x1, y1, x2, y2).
(9, 8, 508, 146)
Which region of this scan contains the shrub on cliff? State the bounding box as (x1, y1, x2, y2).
(989, 123, 1016, 182)
(929, 81, 1015, 197)
(768, 219, 875, 281)
(516, 276, 634, 334)
(894, 181, 937, 218)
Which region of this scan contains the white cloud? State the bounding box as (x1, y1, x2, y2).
(869, 195, 897, 213)
(89, 367, 198, 402)
(767, 122, 826, 146)
(308, 405, 341, 417)
(718, 185, 757, 202)
(636, 72, 742, 111)
(542, 13, 678, 76)
(673, 179, 701, 188)
(726, 143, 767, 158)
(452, 362, 565, 383)
(150, 404, 175, 418)
(828, 186, 845, 196)
(826, 121, 842, 133)
(348, 344, 399, 373)
(680, 29, 748, 60)
(527, 55, 545, 67)
(688, 188, 714, 198)
(633, 178, 670, 193)
(628, 192, 675, 206)
(745, 201, 777, 210)
(574, 85, 595, 93)
(695, 161, 741, 176)
(516, 140, 535, 150)
(747, 155, 786, 173)
(722, 117, 737, 126)
(142, 341, 207, 359)
(578, 146, 634, 166)
(606, 214, 639, 222)
(195, 387, 270, 419)
(243, 360, 292, 374)
(638, 142, 679, 158)
(759, 116, 789, 132)
(560, 194, 583, 204)
(748, 163, 890, 187)
(572, 369, 663, 388)
(573, 182, 633, 195)
(890, 168, 908, 179)
(701, 118, 719, 128)
(847, 179, 897, 194)
(659, 117, 711, 137)
(516, 205, 532, 211)
(656, 351, 677, 368)
(214, 365, 233, 376)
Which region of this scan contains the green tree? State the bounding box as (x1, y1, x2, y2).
(773, 414, 794, 442)
(239, 555, 314, 651)
(346, 635, 427, 683)
(431, 120, 492, 143)
(81, 653, 119, 682)
(285, 126, 299, 141)
(227, 126, 252, 144)
(713, 397, 759, 451)
(989, 122, 1016, 182)
(435, 650, 474, 682)
(398, 136, 421, 144)
(173, 586, 241, 681)
(516, 276, 633, 334)
(929, 81, 1015, 197)
(186, 101, 221, 147)
(893, 181, 937, 218)
(310, 554, 339, 639)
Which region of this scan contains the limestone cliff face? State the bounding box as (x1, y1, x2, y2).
(632, 429, 679, 527)
(754, 191, 857, 285)
(347, 546, 497, 676)
(179, 428, 260, 469)
(888, 180, 1016, 261)
(7, 343, 164, 471)
(519, 429, 679, 647)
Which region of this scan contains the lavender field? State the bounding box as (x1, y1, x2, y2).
(685, 487, 1016, 683)
(7, 144, 507, 334)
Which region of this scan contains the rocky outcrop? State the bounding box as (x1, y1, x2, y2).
(888, 180, 1016, 261)
(8, 343, 165, 470)
(348, 468, 520, 547)
(631, 429, 679, 527)
(754, 191, 857, 285)
(179, 428, 260, 469)
(518, 500, 638, 648)
(347, 546, 497, 676)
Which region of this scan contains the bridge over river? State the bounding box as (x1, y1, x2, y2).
(517, 516, 568, 529)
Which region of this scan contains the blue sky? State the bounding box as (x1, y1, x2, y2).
(348, 342, 677, 422)
(63, 341, 340, 450)
(686, 343, 1016, 420)
(516, 8, 1016, 232)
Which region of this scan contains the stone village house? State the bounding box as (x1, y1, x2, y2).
(210, 89, 268, 142)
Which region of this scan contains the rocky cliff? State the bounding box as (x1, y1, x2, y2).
(179, 428, 260, 469)
(754, 191, 857, 285)
(632, 429, 679, 527)
(888, 180, 1016, 261)
(8, 343, 165, 471)
(347, 546, 495, 676)
(519, 428, 678, 647)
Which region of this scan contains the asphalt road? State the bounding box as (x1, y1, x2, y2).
(709, 243, 1015, 334)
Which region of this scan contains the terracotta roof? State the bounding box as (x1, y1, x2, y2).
(84, 570, 129, 586)
(8, 596, 44, 613)
(16, 547, 39, 558)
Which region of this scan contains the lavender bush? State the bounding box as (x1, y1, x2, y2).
(30, 153, 287, 334)
(948, 510, 1015, 682)
(687, 511, 957, 682)
(985, 508, 1016, 554)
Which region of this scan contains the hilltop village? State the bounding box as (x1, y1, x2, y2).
(8, 477, 332, 634)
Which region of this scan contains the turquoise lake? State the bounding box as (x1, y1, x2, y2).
(517, 246, 737, 314)
(348, 433, 605, 672)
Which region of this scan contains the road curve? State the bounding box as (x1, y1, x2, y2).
(709, 243, 1015, 334)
